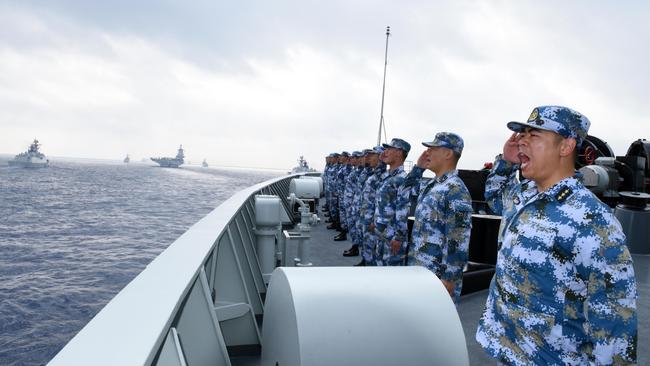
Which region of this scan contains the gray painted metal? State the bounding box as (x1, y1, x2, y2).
(48, 174, 299, 366)
(615, 204, 650, 254)
(157, 328, 187, 366)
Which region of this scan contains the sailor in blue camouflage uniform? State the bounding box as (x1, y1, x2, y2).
(328, 152, 347, 232)
(343, 150, 374, 257)
(356, 146, 387, 265)
(323, 154, 337, 214)
(372, 138, 411, 266)
(402, 132, 473, 303)
(476, 106, 638, 365)
(333, 152, 352, 240)
(341, 151, 362, 242)
(350, 151, 373, 245)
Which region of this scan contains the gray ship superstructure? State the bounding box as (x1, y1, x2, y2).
(289, 155, 317, 174)
(150, 145, 184, 168)
(9, 139, 49, 168)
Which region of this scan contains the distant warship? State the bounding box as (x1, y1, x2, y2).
(289, 155, 317, 174)
(123, 154, 130, 163)
(202, 159, 208, 168)
(9, 139, 49, 168)
(151, 145, 184, 168)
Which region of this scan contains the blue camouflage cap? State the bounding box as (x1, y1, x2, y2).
(352, 151, 363, 157)
(422, 132, 464, 156)
(340, 151, 350, 157)
(507, 106, 591, 145)
(382, 138, 411, 154)
(372, 145, 384, 154)
(362, 148, 374, 154)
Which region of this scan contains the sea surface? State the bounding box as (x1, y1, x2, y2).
(0, 158, 281, 366)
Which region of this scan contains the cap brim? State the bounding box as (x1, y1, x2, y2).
(507, 121, 556, 134)
(422, 141, 441, 148)
(381, 143, 392, 149)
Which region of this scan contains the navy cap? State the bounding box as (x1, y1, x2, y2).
(507, 106, 590, 146)
(372, 145, 385, 154)
(382, 138, 411, 153)
(422, 132, 464, 156)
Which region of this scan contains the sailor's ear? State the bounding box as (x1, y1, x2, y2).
(559, 138, 577, 157)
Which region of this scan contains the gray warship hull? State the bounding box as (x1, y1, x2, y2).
(8, 157, 49, 168)
(150, 158, 183, 168)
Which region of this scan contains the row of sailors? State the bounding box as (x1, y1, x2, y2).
(322, 132, 471, 302)
(320, 105, 638, 365)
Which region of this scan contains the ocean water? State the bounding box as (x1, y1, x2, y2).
(0, 158, 281, 366)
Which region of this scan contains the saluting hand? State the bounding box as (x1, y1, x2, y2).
(503, 132, 521, 164)
(416, 151, 428, 169)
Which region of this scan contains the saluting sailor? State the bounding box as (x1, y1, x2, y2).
(372, 138, 411, 266)
(402, 132, 473, 303)
(476, 106, 638, 365)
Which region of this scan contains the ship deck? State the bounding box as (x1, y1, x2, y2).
(233, 202, 650, 366)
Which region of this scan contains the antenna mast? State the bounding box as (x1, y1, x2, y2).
(376, 25, 390, 146)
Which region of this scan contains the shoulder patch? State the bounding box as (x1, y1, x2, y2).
(555, 186, 573, 203)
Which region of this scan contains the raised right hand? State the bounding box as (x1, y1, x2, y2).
(503, 132, 521, 164)
(416, 150, 428, 169)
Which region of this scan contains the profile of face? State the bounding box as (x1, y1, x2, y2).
(424, 146, 446, 172)
(380, 147, 402, 165)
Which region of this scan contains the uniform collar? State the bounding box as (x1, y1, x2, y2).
(389, 165, 405, 176)
(433, 169, 458, 184)
(538, 176, 580, 203)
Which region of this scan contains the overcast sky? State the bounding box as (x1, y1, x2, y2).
(1, 1, 648, 170)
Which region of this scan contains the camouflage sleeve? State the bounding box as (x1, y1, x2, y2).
(402, 166, 425, 197)
(484, 154, 518, 215)
(440, 190, 473, 284)
(393, 175, 411, 242)
(577, 213, 638, 365)
(374, 179, 396, 235)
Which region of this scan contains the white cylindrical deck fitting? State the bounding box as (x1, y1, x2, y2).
(289, 179, 320, 199)
(255, 195, 282, 283)
(261, 267, 469, 366)
(294, 238, 312, 267)
(255, 195, 282, 226)
(299, 176, 323, 196)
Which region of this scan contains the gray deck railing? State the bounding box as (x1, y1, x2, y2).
(48, 174, 300, 366)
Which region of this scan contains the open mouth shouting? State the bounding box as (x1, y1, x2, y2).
(518, 151, 530, 171)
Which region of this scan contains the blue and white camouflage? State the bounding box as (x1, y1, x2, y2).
(336, 161, 352, 229)
(358, 163, 387, 264)
(343, 163, 361, 238)
(350, 164, 372, 246)
(403, 166, 473, 303)
(422, 132, 465, 156)
(507, 106, 591, 146)
(373, 165, 408, 266)
(476, 155, 638, 365)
